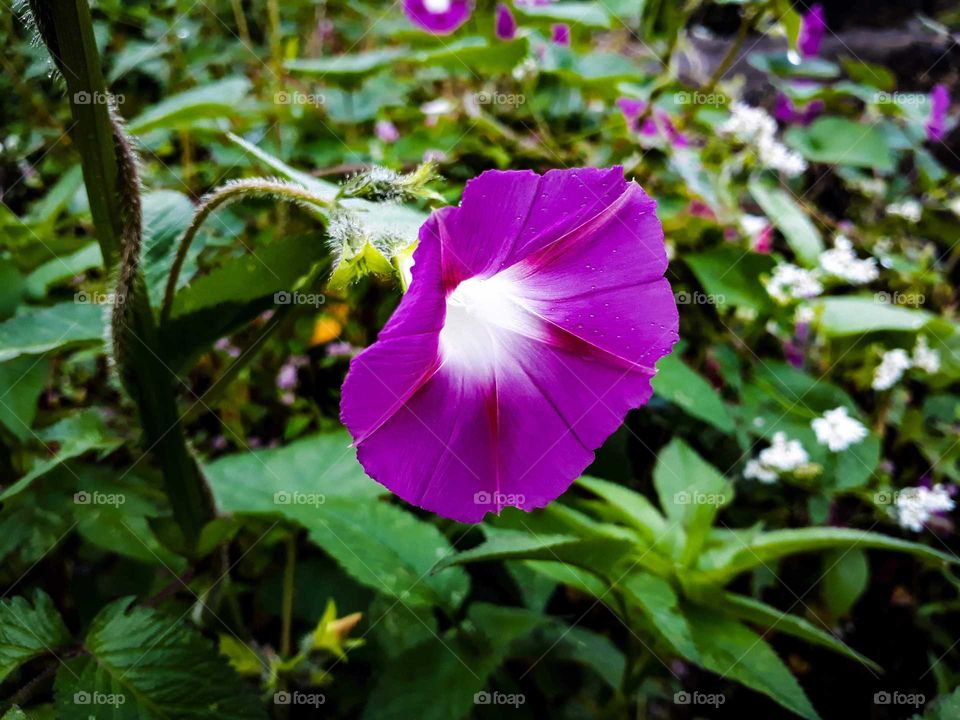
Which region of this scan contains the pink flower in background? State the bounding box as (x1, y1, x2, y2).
(926, 84, 950, 142)
(616, 98, 690, 148)
(774, 94, 824, 126)
(341, 167, 678, 521)
(798, 4, 826, 59)
(551, 23, 570, 46)
(495, 3, 517, 40)
(403, 0, 472, 35)
(375, 119, 400, 143)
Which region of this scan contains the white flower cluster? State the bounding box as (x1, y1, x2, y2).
(894, 484, 955, 532)
(765, 263, 823, 303)
(811, 406, 868, 452)
(872, 337, 941, 390)
(886, 199, 922, 223)
(720, 102, 808, 177)
(818, 235, 879, 285)
(744, 432, 809, 484)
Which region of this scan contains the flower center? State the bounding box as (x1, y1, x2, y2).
(438, 274, 532, 376)
(423, 0, 452, 13)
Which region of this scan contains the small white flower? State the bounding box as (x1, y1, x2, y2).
(811, 406, 869, 452)
(912, 335, 941, 374)
(719, 102, 777, 143)
(886, 199, 922, 223)
(420, 98, 454, 117)
(758, 431, 809, 472)
(765, 264, 823, 303)
(872, 348, 911, 391)
(947, 196, 960, 218)
(744, 459, 778, 484)
(740, 214, 769, 237)
(818, 235, 879, 285)
(894, 484, 955, 532)
(756, 133, 808, 177)
(795, 305, 815, 325)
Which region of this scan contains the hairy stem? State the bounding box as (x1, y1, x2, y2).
(160, 179, 331, 324)
(37, 0, 214, 545)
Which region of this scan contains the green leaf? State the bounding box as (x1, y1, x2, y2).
(0, 591, 71, 682)
(652, 354, 735, 433)
(1, 707, 28, 720)
(686, 606, 820, 720)
(54, 598, 266, 719)
(515, 1, 612, 27)
(127, 77, 252, 134)
(0, 303, 105, 363)
(698, 527, 957, 583)
(821, 549, 869, 617)
(578, 475, 667, 541)
(748, 175, 824, 266)
(811, 296, 934, 336)
(24, 243, 103, 299)
(322, 75, 407, 124)
(620, 571, 699, 661)
(285, 47, 409, 78)
(653, 438, 732, 526)
(719, 591, 881, 672)
(685, 244, 776, 312)
(512, 623, 626, 690)
(363, 603, 546, 720)
(785, 117, 896, 172)
(1, 410, 121, 501)
(0, 355, 49, 441)
(205, 430, 380, 512)
(140, 190, 199, 308)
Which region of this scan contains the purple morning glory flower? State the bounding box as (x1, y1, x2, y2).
(404, 0, 472, 35)
(774, 94, 824, 126)
(616, 98, 689, 147)
(551, 23, 570, 46)
(340, 167, 678, 522)
(926, 84, 950, 142)
(798, 4, 826, 59)
(495, 3, 517, 40)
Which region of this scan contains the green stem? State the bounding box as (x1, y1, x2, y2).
(40, 0, 214, 545)
(160, 179, 331, 324)
(281, 536, 297, 657)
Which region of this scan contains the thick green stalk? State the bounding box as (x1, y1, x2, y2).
(40, 0, 214, 545)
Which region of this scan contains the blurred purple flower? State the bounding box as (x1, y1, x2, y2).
(327, 341, 358, 358)
(774, 94, 824, 126)
(341, 167, 678, 521)
(375, 119, 400, 143)
(214, 337, 241, 358)
(616, 98, 689, 147)
(495, 3, 517, 40)
(798, 4, 826, 59)
(551, 23, 570, 46)
(403, 0, 472, 35)
(926, 84, 950, 142)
